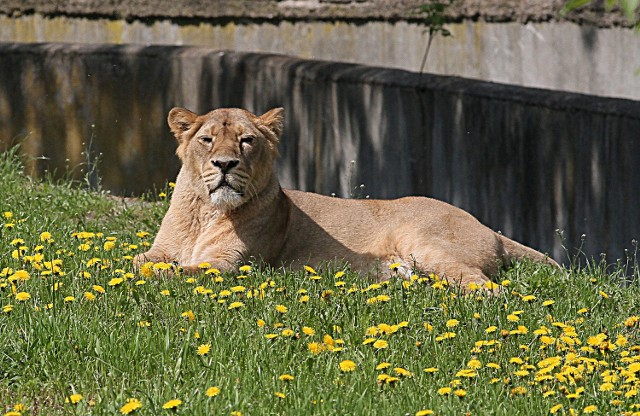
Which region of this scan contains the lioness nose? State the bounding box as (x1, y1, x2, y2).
(212, 159, 239, 173)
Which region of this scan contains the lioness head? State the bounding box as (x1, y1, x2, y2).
(168, 107, 284, 212)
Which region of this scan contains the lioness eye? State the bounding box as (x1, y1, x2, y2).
(199, 136, 213, 144)
(240, 136, 255, 146)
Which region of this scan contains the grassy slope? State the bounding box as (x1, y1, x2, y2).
(0, 149, 638, 416)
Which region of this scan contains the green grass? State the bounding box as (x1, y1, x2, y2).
(0, 148, 639, 416)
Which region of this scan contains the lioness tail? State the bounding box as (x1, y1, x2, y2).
(498, 234, 560, 269)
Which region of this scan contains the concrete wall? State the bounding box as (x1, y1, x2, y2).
(1, 43, 639, 264)
(0, 2, 639, 100)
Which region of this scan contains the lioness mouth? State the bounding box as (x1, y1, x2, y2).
(211, 179, 239, 194)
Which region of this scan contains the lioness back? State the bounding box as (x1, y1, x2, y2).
(279, 190, 505, 277)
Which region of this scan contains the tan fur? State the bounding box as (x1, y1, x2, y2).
(135, 107, 559, 290)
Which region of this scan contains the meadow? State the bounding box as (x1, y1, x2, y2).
(0, 148, 639, 416)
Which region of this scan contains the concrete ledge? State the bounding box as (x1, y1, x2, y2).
(1, 42, 639, 262)
(0, 0, 634, 27)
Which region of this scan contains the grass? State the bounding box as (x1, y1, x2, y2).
(0, 147, 639, 416)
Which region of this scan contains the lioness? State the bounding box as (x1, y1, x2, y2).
(135, 106, 558, 289)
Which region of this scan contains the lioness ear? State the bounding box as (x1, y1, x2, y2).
(259, 108, 284, 139)
(168, 107, 198, 140)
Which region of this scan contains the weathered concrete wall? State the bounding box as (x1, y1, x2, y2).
(1, 43, 639, 264)
(0, 1, 638, 100)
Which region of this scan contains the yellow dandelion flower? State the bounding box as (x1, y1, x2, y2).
(228, 301, 244, 310)
(437, 387, 452, 395)
(583, 405, 597, 414)
(239, 265, 252, 273)
(599, 290, 609, 299)
(416, 410, 434, 416)
(162, 399, 182, 409)
(265, 333, 279, 340)
(15, 292, 31, 302)
(9, 270, 30, 282)
(63, 393, 82, 404)
(510, 386, 527, 396)
(388, 262, 401, 271)
(454, 389, 467, 397)
(424, 367, 439, 373)
(205, 386, 220, 397)
(577, 307, 589, 314)
(456, 369, 478, 378)
(108, 277, 124, 286)
(376, 362, 392, 370)
(120, 398, 142, 414)
(542, 300, 555, 307)
(308, 342, 324, 355)
(299, 295, 310, 303)
(549, 404, 563, 414)
(339, 360, 357, 372)
(507, 314, 520, 322)
(275, 304, 288, 314)
(279, 374, 294, 381)
(600, 382, 614, 392)
(303, 265, 317, 274)
(373, 339, 389, 349)
(624, 316, 639, 327)
(521, 294, 536, 302)
(394, 367, 413, 377)
(153, 262, 172, 271)
(63, 296, 75, 303)
(160, 289, 170, 296)
(446, 319, 460, 328)
(302, 326, 315, 336)
(334, 271, 345, 279)
(281, 328, 295, 337)
(197, 343, 211, 356)
(384, 376, 401, 384)
(435, 332, 456, 342)
(181, 310, 195, 321)
(467, 359, 482, 369)
(485, 325, 498, 333)
(487, 362, 501, 369)
(274, 392, 286, 399)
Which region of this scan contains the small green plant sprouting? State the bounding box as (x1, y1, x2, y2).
(418, 1, 454, 74)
